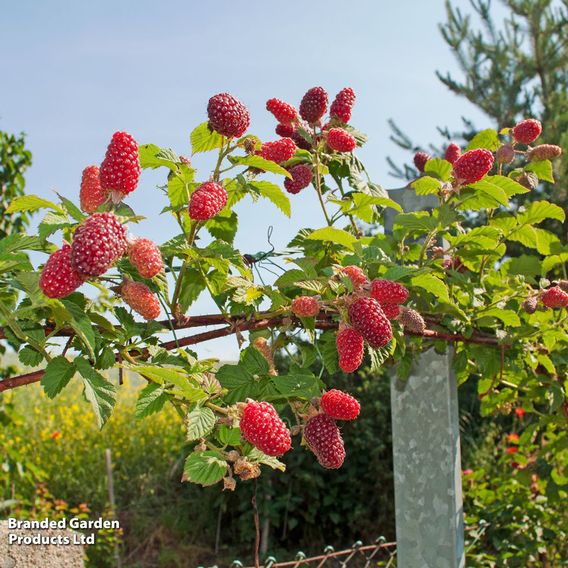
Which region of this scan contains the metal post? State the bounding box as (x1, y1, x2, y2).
(384, 188, 465, 568)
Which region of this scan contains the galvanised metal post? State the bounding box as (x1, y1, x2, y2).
(384, 187, 465, 568)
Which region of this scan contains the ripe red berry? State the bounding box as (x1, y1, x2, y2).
(327, 128, 356, 153)
(99, 131, 140, 196)
(330, 87, 356, 123)
(276, 123, 296, 138)
(380, 303, 401, 320)
(348, 297, 393, 349)
(128, 238, 163, 279)
(207, 92, 250, 138)
(453, 148, 494, 184)
(120, 279, 161, 320)
(541, 286, 568, 309)
(39, 244, 85, 298)
(299, 86, 328, 124)
(336, 327, 364, 373)
(189, 181, 228, 221)
(284, 164, 312, 194)
(259, 137, 297, 163)
(397, 306, 426, 333)
(341, 265, 368, 289)
(304, 414, 345, 469)
(371, 279, 409, 304)
(444, 143, 461, 165)
(291, 296, 320, 317)
(71, 212, 128, 277)
(512, 119, 542, 145)
(266, 98, 297, 124)
(79, 165, 107, 213)
(413, 151, 431, 172)
(240, 401, 291, 457)
(321, 389, 360, 421)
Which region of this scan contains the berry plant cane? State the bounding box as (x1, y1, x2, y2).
(0, 88, 566, 503)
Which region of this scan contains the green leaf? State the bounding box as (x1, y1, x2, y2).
(246, 448, 286, 472)
(269, 371, 320, 400)
(131, 365, 207, 402)
(411, 176, 442, 196)
(477, 308, 521, 327)
(217, 347, 269, 404)
(467, 179, 509, 206)
(183, 451, 227, 486)
(41, 356, 76, 398)
(18, 346, 43, 367)
(7, 195, 63, 214)
(38, 211, 73, 240)
(217, 426, 241, 446)
(411, 273, 450, 302)
(424, 158, 453, 181)
(56, 193, 86, 222)
(229, 155, 291, 177)
(190, 122, 224, 154)
(308, 227, 357, 250)
(248, 181, 291, 217)
(185, 406, 216, 441)
(205, 209, 239, 243)
(393, 211, 438, 233)
(60, 299, 97, 359)
(525, 160, 554, 183)
(0, 234, 44, 257)
(466, 129, 500, 151)
(76, 358, 117, 428)
(518, 201, 565, 225)
(484, 175, 529, 198)
(139, 143, 180, 169)
(135, 383, 169, 419)
(507, 255, 541, 277)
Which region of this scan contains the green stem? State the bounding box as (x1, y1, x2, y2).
(314, 151, 332, 226)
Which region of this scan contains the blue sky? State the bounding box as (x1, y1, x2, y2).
(1, 1, 495, 359)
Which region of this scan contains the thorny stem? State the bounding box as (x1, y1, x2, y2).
(313, 150, 332, 226)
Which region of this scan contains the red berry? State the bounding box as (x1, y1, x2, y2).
(512, 119, 542, 145)
(348, 297, 393, 349)
(397, 307, 426, 333)
(284, 164, 312, 194)
(336, 327, 364, 373)
(541, 286, 568, 309)
(39, 244, 85, 298)
(341, 266, 368, 289)
(71, 212, 128, 277)
(453, 149, 494, 184)
(128, 238, 163, 279)
(515, 407, 526, 419)
(207, 92, 250, 138)
(330, 87, 356, 123)
(299, 86, 328, 124)
(120, 279, 161, 320)
(413, 151, 431, 172)
(189, 181, 228, 221)
(240, 401, 291, 457)
(327, 128, 356, 153)
(442, 256, 468, 273)
(291, 130, 312, 151)
(266, 98, 297, 124)
(304, 414, 345, 469)
(371, 279, 409, 304)
(291, 296, 320, 317)
(259, 138, 297, 163)
(380, 303, 401, 320)
(444, 143, 461, 165)
(276, 123, 296, 138)
(80, 165, 107, 213)
(99, 131, 140, 195)
(321, 389, 360, 421)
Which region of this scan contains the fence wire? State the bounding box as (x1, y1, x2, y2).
(201, 537, 397, 568)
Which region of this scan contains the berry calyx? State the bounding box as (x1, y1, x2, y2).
(99, 131, 140, 196)
(291, 296, 320, 318)
(189, 181, 228, 221)
(284, 164, 312, 194)
(240, 401, 291, 457)
(71, 212, 128, 277)
(340, 265, 369, 289)
(266, 98, 297, 124)
(207, 93, 250, 138)
(39, 245, 85, 299)
(413, 151, 431, 172)
(370, 279, 409, 305)
(541, 286, 568, 309)
(327, 128, 356, 153)
(444, 143, 461, 165)
(128, 238, 163, 279)
(348, 297, 393, 349)
(512, 119, 542, 145)
(453, 148, 494, 184)
(259, 138, 297, 163)
(79, 165, 107, 213)
(299, 86, 328, 124)
(397, 306, 426, 334)
(120, 279, 161, 320)
(330, 87, 356, 123)
(304, 414, 345, 469)
(336, 327, 364, 373)
(321, 389, 360, 421)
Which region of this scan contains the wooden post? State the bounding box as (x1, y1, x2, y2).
(105, 448, 122, 568)
(384, 188, 465, 568)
